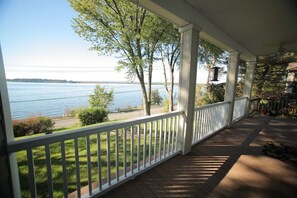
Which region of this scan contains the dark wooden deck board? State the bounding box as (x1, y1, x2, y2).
(101, 116, 297, 198)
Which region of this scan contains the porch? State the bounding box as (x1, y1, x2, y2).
(102, 115, 297, 198)
(0, 0, 297, 197)
(4, 98, 251, 197)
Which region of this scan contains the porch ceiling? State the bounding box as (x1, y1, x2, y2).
(132, 0, 297, 61)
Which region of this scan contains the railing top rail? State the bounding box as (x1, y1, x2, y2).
(235, 96, 248, 101)
(194, 101, 230, 111)
(7, 110, 183, 153)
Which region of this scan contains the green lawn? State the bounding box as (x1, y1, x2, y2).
(16, 119, 178, 197)
(15, 119, 122, 141)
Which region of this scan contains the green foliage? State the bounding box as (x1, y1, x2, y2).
(195, 83, 225, 106)
(286, 102, 297, 117)
(17, 125, 167, 197)
(13, 116, 55, 137)
(198, 40, 227, 67)
(253, 52, 297, 98)
(78, 107, 108, 126)
(198, 40, 228, 87)
(195, 84, 205, 107)
(69, 0, 157, 60)
(151, 89, 163, 105)
(69, 0, 176, 115)
(236, 80, 245, 97)
(163, 98, 169, 113)
(158, 24, 180, 112)
(204, 83, 225, 104)
(89, 85, 114, 109)
(66, 85, 112, 126)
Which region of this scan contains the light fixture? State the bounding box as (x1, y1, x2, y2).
(211, 66, 220, 81)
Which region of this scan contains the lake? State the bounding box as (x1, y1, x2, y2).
(7, 82, 178, 119)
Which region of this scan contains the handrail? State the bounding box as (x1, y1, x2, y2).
(194, 101, 230, 111)
(194, 98, 245, 112)
(192, 101, 229, 145)
(7, 98, 259, 197)
(7, 110, 183, 153)
(9, 110, 184, 197)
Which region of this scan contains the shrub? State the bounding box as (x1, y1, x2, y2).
(13, 120, 28, 137)
(151, 89, 163, 105)
(195, 83, 225, 106)
(163, 98, 169, 113)
(13, 116, 55, 137)
(78, 107, 108, 126)
(38, 117, 55, 133)
(89, 85, 114, 109)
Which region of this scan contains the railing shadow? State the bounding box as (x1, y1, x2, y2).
(102, 115, 297, 197)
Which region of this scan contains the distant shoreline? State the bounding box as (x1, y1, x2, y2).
(6, 78, 171, 85)
(7, 78, 207, 86)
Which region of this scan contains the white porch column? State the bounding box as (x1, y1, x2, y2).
(178, 23, 200, 155)
(0, 45, 20, 197)
(243, 60, 256, 115)
(225, 52, 239, 127)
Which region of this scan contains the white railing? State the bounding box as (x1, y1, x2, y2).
(6, 98, 255, 197)
(233, 97, 248, 121)
(192, 101, 230, 145)
(249, 98, 260, 113)
(7, 111, 183, 198)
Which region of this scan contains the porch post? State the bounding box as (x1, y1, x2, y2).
(243, 60, 256, 115)
(0, 45, 20, 197)
(177, 23, 200, 155)
(225, 51, 239, 127)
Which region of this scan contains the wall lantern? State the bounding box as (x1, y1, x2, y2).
(211, 66, 220, 81)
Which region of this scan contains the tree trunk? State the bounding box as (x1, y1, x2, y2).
(135, 35, 151, 116)
(135, 59, 150, 116)
(206, 57, 217, 90)
(147, 53, 153, 114)
(256, 66, 270, 96)
(138, 76, 150, 116)
(206, 64, 211, 90)
(161, 52, 171, 112)
(141, 86, 150, 116)
(169, 67, 174, 111)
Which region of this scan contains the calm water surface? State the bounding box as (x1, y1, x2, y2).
(7, 82, 177, 119)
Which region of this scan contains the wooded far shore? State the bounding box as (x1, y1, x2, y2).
(7, 78, 177, 85)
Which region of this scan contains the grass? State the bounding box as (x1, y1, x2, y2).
(16, 118, 179, 197)
(15, 119, 122, 141)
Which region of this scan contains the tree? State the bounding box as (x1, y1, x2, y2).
(89, 85, 114, 109)
(141, 15, 172, 114)
(158, 24, 180, 111)
(198, 40, 227, 89)
(195, 83, 225, 106)
(253, 52, 297, 98)
(236, 59, 247, 97)
(151, 89, 163, 105)
(69, 0, 169, 116)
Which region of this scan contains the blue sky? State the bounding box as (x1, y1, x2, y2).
(0, 0, 209, 83)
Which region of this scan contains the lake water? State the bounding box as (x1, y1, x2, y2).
(7, 82, 178, 119)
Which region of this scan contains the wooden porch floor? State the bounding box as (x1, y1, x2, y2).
(101, 115, 297, 198)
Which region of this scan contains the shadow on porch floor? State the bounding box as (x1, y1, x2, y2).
(101, 115, 297, 198)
